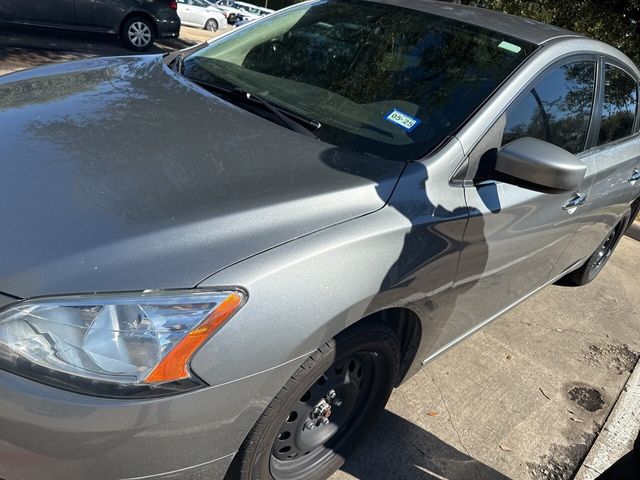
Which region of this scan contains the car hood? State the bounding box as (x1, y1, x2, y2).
(0, 56, 404, 298)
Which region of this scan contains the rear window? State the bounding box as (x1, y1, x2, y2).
(185, 0, 536, 160)
(598, 64, 638, 146)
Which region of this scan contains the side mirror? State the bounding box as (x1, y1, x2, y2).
(493, 137, 586, 193)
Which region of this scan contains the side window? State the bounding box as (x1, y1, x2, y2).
(503, 61, 596, 154)
(598, 65, 638, 146)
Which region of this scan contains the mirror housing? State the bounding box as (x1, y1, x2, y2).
(493, 137, 586, 193)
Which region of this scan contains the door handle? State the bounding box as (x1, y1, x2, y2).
(629, 169, 640, 183)
(562, 192, 588, 211)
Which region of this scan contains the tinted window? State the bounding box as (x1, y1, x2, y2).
(184, 0, 536, 160)
(598, 65, 638, 145)
(503, 61, 596, 154)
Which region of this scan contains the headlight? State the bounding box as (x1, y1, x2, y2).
(0, 289, 245, 398)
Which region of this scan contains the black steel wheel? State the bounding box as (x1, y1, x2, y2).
(560, 215, 629, 286)
(270, 352, 382, 478)
(591, 229, 617, 274)
(226, 322, 400, 480)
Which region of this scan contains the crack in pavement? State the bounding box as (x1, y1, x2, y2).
(518, 319, 614, 341)
(386, 406, 482, 480)
(583, 463, 601, 474)
(430, 373, 484, 479)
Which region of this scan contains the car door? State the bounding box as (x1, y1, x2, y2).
(550, 60, 640, 276)
(0, 0, 28, 21)
(449, 57, 599, 329)
(74, 0, 124, 30)
(190, 0, 212, 27)
(1, 0, 75, 25)
(176, 0, 194, 26)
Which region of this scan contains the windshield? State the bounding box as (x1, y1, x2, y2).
(184, 0, 536, 160)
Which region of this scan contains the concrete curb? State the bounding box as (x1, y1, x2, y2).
(574, 359, 640, 479)
(626, 220, 640, 242)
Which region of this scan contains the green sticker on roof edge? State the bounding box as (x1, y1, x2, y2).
(498, 41, 522, 54)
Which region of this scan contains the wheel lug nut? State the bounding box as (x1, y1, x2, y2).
(304, 420, 315, 430)
(321, 417, 330, 426)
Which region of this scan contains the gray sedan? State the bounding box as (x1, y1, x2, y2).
(0, 0, 638, 479)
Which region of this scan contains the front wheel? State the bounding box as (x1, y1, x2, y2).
(226, 322, 400, 480)
(205, 18, 219, 32)
(121, 16, 156, 51)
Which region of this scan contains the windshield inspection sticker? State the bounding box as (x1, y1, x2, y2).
(385, 109, 421, 132)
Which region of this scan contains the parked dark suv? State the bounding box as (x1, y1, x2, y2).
(0, 0, 180, 50)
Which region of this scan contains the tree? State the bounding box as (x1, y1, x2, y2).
(459, 0, 640, 65)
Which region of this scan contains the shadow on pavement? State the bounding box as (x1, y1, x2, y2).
(596, 433, 640, 480)
(340, 410, 510, 480)
(0, 24, 198, 73)
(626, 221, 640, 242)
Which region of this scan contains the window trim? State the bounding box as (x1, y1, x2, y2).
(583, 57, 604, 151)
(636, 83, 640, 134)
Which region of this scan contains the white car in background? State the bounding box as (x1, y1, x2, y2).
(235, 1, 274, 18)
(255, 5, 276, 16)
(214, 0, 254, 23)
(176, 0, 228, 31)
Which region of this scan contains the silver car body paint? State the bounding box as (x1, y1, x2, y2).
(0, 2, 639, 479)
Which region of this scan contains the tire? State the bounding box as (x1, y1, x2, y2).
(562, 215, 630, 286)
(226, 322, 400, 480)
(121, 15, 156, 51)
(205, 18, 219, 32)
(625, 197, 640, 233)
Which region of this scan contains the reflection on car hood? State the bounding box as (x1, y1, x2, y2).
(0, 55, 404, 298)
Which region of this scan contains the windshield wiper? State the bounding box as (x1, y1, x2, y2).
(164, 43, 209, 71)
(169, 53, 185, 74)
(189, 78, 321, 139)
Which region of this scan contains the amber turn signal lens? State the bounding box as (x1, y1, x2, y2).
(144, 291, 244, 384)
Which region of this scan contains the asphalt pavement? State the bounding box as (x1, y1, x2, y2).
(0, 24, 226, 76)
(1, 26, 639, 480)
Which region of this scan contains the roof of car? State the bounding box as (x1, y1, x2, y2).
(370, 0, 581, 45)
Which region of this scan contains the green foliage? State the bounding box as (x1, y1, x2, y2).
(462, 0, 640, 65)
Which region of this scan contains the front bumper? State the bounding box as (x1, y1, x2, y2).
(155, 16, 181, 39)
(156, 20, 180, 38)
(0, 355, 303, 480)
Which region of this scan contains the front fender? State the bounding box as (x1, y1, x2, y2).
(192, 205, 414, 387)
(190, 141, 469, 389)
